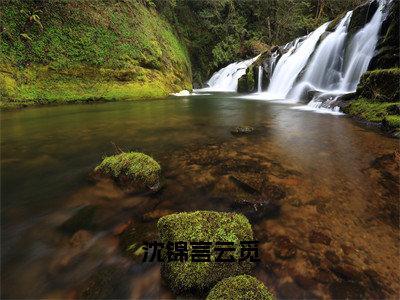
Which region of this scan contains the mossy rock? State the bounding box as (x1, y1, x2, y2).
(157, 211, 255, 295)
(206, 275, 274, 300)
(238, 67, 255, 93)
(355, 68, 400, 102)
(94, 152, 161, 193)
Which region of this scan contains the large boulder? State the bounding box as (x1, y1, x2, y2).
(93, 152, 161, 193)
(355, 68, 400, 102)
(157, 211, 255, 295)
(206, 275, 274, 300)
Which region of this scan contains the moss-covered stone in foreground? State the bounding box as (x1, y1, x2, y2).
(95, 152, 161, 193)
(207, 275, 274, 300)
(157, 211, 255, 295)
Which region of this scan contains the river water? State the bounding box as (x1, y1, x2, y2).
(1, 93, 399, 299)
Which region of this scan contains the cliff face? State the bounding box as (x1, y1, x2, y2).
(0, 0, 192, 108)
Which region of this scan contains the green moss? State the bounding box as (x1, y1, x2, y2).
(344, 98, 400, 124)
(0, 0, 192, 108)
(206, 275, 274, 300)
(356, 68, 400, 102)
(157, 211, 255, 295)
(384, 115, 400, 129)
(95, 152, 161, 188)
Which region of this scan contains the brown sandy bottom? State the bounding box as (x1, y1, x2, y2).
(5, 127, 399, 299)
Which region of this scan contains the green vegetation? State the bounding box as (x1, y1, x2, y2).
(344, 68, 400, 131)
(157, 211, 254, 295)
(344, 98, 399, 122)
(0, 0, 192, 108)
(95, 152, 161, 188)
(157, 0, 364, 84)
(206, 275, 274, 300)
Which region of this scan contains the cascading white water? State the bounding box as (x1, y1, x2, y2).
(257, 66, 263, 92)
(290, 11, 353, 99)
(289, 0, 387, 112)
(198, 56, 259, 92)
(262, 22, 329, 100)
(200, 0, 388, 116)
(269, 51, 279, 75)
(339, 2, 386, 91)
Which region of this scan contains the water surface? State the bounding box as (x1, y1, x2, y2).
(2, 93, 399, 299)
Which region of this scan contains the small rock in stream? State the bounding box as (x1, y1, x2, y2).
(274, 236, 297, 259)
(230, 126, 255, 136)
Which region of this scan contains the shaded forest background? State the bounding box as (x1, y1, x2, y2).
(154, 0, 365, 83)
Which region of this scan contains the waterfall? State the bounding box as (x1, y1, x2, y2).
(289, 1, 386, 113)
(290, 11, 353, 99)
(269, 51, 279, 75)
(339, 2, 386, 91)
(198, 56, 259, 92)
(262, 22, 329, 100)
(257, 66, 263, 93)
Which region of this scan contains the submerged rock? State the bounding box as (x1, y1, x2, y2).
(274, 236, 297, 259)
(77, 265, 127, 299)
(231, 126, 255, 136)
(60, 205, 98, 234)
(93, 152, 162, 194)
(157, 211, 254, 295)
(206, 275, 273, 300)
(309, 230, 332, 246)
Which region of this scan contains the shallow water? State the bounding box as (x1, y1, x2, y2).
(1, 93, 399, 299)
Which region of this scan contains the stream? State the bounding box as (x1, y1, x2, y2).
(1, 93, 399, 299)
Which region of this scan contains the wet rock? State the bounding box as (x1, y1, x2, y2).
(230, 126, 255, 136)
(309, 230, 331, 246)
(118, 221, 157, 261)
(315, 269, 334, 284)
(274, 236, 296, 259)
(70, 230, 93, 249)
(278, 282, 304, 299)
(60, 205, 98, 234)
(290, 199, 301, 207)
(348, 0, 379, 35)
(330, 264, 364, 282)
(157, 211, 254, 295)
(308, 254, 321, 267)
(113, 219, 133, 236)
(293, 274, 317, 289)
(93, 152, 162, 194)
(325, 250, 340, 265)
(329, 281, 366, 299)
(77, 265, 128, 299)
(143, 209, 174, 221)
(232, 177, 286, 221)
(229, 175, 261, 195)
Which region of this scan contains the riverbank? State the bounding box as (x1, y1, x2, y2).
(0, 64, 191, 110)
(0, 0, 192, 110)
